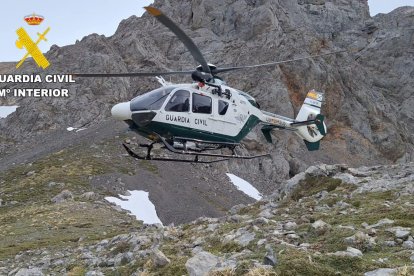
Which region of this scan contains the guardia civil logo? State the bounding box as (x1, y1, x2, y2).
(15, 13, 51, 69)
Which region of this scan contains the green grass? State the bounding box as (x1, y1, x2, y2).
(289, 176, 343, 202)
(0, 141, 144, 260)
(150, 256, 188, 276)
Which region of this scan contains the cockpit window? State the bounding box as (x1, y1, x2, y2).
(131, 86, 175, 111)
(193, 93, 212, 114)
(218, 100, 229, 115)
(165, 90, 190, 112)
(238, 91, 259, 108)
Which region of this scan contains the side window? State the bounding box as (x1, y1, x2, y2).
(218, 100, 229, 115)
(193, 93, 212, 114)
(165, 90, 190, 112)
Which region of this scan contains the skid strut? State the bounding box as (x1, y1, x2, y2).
(122, 134, 270, 163)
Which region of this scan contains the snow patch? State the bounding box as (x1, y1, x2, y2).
(67, 127, 87, 132)
(105, 190, 163, 225)
(226, 173, 262, 200)
(0, 106, 18, 118)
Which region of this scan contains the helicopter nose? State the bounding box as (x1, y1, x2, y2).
(111, 102, 132, 121)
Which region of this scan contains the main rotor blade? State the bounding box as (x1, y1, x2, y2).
(145, 6, 211, 76)
(72, 70, 194, 78)
(213, 49, 348, 74)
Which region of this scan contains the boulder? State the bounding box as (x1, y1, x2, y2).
(364, 268, 396, 276)
(151, 249, 170, 267)
(185, 251, 220, 276)
(402, 241, 414, 249)
(51, 190, 73, 204)
(332, 247, 363, 257)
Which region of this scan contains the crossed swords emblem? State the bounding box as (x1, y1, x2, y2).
(15, 27, 51, 69)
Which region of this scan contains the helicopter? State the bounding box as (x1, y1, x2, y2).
(74, 6, 342, 164)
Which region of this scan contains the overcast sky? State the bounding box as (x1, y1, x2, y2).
(0, 0, 412, 62)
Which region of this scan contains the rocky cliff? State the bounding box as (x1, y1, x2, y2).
(0, 2, 414, 274)
(0, 0, 413, 189)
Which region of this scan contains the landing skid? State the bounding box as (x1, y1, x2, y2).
(122, 135, 270, 163)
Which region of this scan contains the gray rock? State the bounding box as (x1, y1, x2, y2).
(367, 218, 395, 229)
(346, 247, 363, 257)
(335, 201, 351, 209)
(99, 258, 114, 267)
(396, 238, 404, 245)
(332, 247, 363, 258)
(26, 171, 35, 177)
(402, 240, 414, 249)
(337, 225, 355, 231)
(382, 241, 396, 247)
(228, 215, 248, 223)
(312, 220, 330, 230)
(395, 229, 411, 240)
(234, 231, 256, 247)
(254, 217, 269, 225)
(80, 192, 99, 201)
(311, 220, 331, 235)
(185, 251, 220, 276)
(205, 223, 219, 232)
(263, 247, 277, 266)
(344, 231, 376, 249)
(51, 190, 73, 204)
(364, 268, 396, 276)
(334, 173, 359, 185)
(258, 209, 274, 219)
(114, 252, 133, 266)
(47, 182, 64, 188)
(151, 249, 170, 267)
(15, 268, 44, 276)
(284, 221, 298, 230)
(229, 204, 245, 215)
(318, 190, 330, 199)
(286, 233, 300, 240)
(368, 228, 377, 237)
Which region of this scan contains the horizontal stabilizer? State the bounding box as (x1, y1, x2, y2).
(261, 126, 274, 143)
(304, 140, 320, 151)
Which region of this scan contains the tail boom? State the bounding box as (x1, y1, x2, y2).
(259, 90, 327, 150)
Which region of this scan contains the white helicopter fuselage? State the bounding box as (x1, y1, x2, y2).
(112, 81, 326, 147)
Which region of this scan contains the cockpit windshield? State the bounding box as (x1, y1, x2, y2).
(131, 86, 175, 111)
(237, 90, 260, 108)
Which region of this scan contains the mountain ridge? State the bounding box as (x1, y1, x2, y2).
(0, 1, 413, 274)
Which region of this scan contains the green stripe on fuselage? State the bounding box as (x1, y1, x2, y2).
(131, 115, 260, 143)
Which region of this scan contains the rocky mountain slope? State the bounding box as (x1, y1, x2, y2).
(0, 0, 413, 189)
(0, 1, 413, 275)
(1, 162, 413, 275)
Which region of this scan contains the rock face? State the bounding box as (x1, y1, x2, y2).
(0, 1, 413, 189)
